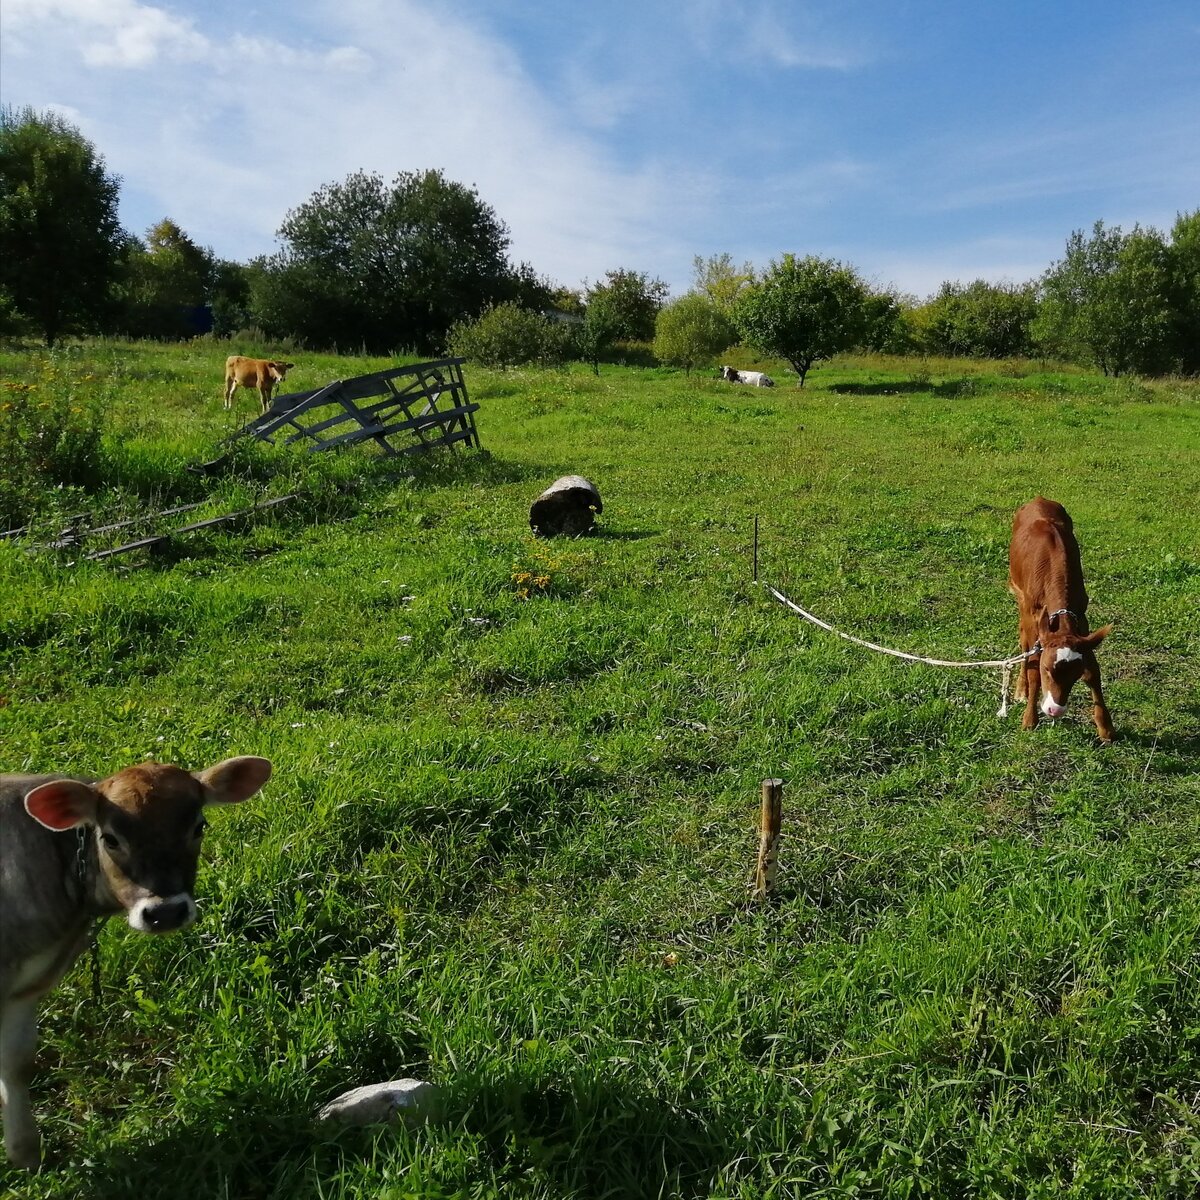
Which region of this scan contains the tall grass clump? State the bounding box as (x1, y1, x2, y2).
(0, 366, 106, 526)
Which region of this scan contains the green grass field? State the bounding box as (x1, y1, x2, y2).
(1, 341, 1198, 1198)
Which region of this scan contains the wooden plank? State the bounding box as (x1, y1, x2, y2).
(85, 535, 169, 561)
(83, 495, 297, 561)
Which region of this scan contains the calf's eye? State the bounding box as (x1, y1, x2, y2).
(194, 817, 208, 837)
(101, 832, 121, 851)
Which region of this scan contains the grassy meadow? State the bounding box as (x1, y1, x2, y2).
(1, 341, 1198, 1198)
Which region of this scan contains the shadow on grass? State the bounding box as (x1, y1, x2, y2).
(1117, 711, 1200, 767)
(826, 379, 977, 398)
(57, 1073, 744, 1200)
(589, 527, 659, 541)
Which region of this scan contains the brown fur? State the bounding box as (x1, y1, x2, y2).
(223, 355, 295, 413)
(1, 758, 270, 1168)
(1007, 497, 1114, 742)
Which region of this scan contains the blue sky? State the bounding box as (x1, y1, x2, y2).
(2, 0, 1197, 298)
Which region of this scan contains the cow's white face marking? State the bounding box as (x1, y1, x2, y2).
(1041, 695, 1067, 718)
(1054, 646, 1083, 664)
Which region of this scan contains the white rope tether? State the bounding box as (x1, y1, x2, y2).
(766, 583, 1040, 718)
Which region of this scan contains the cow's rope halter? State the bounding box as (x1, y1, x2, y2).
(766, 584, 1041, 715)
(74, 826, 108, 998)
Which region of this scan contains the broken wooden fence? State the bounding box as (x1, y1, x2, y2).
(2, 495, 300, 562)
(227, 357, 480, 457)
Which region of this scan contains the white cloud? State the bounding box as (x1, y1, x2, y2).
(0, 0, 685, 286)
(3, 0, 207, 68)
(685, 0, 871, 70)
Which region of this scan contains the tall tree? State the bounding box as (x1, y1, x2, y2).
(117, 218, 215, 338)
(251, 168, 519, 353)
(731, 254, 869, 386)
(692, 253, 755, 314)
(0, 106, 124, 344)
(1035, 221, 1179, 376)
(1169, 209, 1200, 374)
(584, 269, 669, 343)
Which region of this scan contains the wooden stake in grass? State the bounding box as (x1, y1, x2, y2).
(753, 778, 783, 900)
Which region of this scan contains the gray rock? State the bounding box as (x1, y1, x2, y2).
(316, 1079, 441, 1126)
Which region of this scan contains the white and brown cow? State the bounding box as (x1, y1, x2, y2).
(1006, 496, 1114, 742)
(0, 757, 271, 1169)
(223, 355, 295, 413)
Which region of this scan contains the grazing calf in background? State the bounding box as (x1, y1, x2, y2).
(0, 757, 271, 1169)
(224, 355, 295, 412)
(1007, 496, 1115, 742)
(719, 365, 775, 387)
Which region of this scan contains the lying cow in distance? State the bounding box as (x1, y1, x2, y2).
(0, 756, 272, 1169)
(1006, 496, 1114, 742)
(224, 355, 295, 413)
(719, 365, 775, 387)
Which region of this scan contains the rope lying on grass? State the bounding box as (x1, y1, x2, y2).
(765, 583, 1040, 716)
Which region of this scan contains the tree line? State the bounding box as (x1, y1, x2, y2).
(2, 106, 1197, 380)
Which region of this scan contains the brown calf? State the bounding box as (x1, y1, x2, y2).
(0, 757, 271, 1169)
(1007, 497, 1114, 741)
(224, 355, 295, 413)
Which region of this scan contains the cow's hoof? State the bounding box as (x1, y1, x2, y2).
(6, 1132, 42, 1171)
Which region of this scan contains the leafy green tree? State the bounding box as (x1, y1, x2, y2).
(731, 254, 869, 386)
(1169, 209, 1200, 374)
(860, 288, 917, 354)
(915, 279, 1037, 358)
(0, 106, 124, 344)
(117, 218, 215, 338)
(652, 292, 736, 374)
(251, 168, 521, 353)
(209, 259, 253, 337)
(547, 285, 585, 318)
(1034, 221, 1179, 376)
(692, 253, 755, 314)
(576, 288, 623, 376)
(584, 269, 669, 343)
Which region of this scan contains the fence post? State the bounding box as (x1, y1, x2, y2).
(753, 778, 783, 900)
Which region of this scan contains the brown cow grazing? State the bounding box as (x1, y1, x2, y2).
(223, 355, 295, 413)
(0, 757, 271, 1169)
(1006, 497, 1114, 742)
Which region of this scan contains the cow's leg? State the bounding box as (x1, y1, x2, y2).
(0, 997, 42, 1169)
(259, 387, 271, 415)
(1083, 664, 1115, 743)
(1013, 611, 1034, 702)
(224, 379, 236, 410)
(1020, 661, 1041, 730)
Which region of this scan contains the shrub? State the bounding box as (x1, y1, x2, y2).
(448, 302, 571, 368)
(0, 369, 106, 527)
(653, 293, 735, 373)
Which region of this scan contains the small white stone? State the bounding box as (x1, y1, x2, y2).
(316, 1079, 440, 1126)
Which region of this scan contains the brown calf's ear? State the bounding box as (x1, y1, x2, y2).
(24, 779, 99, 831)
(1038, 609, 1053, 639)
(1082, 623, 1113, 648)
(195, 756, 272, 805)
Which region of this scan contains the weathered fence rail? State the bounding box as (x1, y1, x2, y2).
(6, 360, 478, 564)
(227, 358, 480, 457)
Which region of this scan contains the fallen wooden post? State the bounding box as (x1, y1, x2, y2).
(753, 778, 783, 900)
(529, 475, 602, 537)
